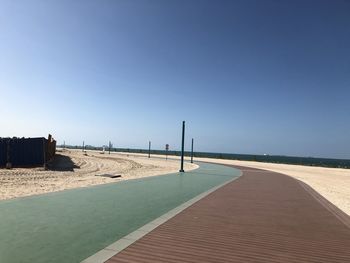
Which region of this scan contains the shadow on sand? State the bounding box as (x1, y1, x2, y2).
(47, 154, 80, 172)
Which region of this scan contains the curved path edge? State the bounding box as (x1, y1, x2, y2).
(297, 180, 350, 229)
(81, 163, 242, 263)
(105, 164, 350, 263)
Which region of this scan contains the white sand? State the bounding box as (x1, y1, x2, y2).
(0, 149, 198, 200)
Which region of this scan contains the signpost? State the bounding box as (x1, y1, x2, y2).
(165, 144, 169, 160)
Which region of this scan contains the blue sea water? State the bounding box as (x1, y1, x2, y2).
(65, 145, 350, 169)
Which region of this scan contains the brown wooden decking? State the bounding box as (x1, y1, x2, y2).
(106, 166, 350, 263)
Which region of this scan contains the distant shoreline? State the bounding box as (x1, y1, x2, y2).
(59, 145, 350, 169)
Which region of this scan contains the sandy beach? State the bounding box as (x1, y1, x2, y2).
(0, 149, 198, 200)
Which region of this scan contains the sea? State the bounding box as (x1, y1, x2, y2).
(67, 145, 350, 169)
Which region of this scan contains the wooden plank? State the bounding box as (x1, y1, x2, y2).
(106, 165, 350, 263)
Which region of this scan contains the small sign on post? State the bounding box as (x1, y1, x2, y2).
(165, 144, 169, 160)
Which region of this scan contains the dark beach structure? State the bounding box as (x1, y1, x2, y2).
(0, 134, 56, 168)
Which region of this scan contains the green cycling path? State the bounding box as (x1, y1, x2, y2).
(0, 162, 241, 263)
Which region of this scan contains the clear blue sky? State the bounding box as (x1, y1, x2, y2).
(1, 0, 349, 159)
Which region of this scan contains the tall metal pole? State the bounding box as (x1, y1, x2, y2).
(148, 141, 151, 158)
(82, 141, 84, 152)
(179, 121, 185, 172)
(191, 138, 194, 163)
(165, 144, 169, 160)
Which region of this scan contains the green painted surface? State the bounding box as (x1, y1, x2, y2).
(0, 162, 240, 263)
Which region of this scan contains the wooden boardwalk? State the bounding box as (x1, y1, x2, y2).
(106, 165, 350, 263)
